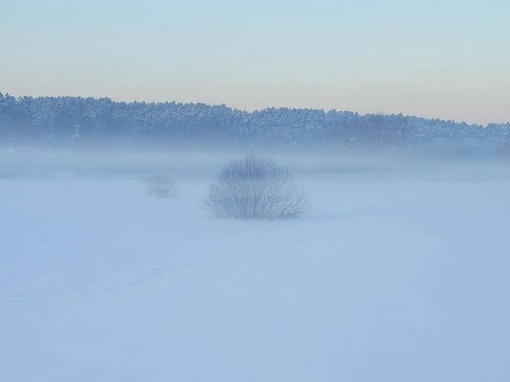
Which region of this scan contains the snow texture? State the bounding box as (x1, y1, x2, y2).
(1, 151, 510, 381)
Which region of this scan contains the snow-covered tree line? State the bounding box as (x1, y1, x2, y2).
(1, 93, 509, 156)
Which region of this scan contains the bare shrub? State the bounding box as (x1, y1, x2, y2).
(144, 172, 178, 198)
(202, 155, 310, 219)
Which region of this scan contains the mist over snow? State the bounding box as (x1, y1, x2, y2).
(3, 0, 510, 378)
(1, 146, 509, 381)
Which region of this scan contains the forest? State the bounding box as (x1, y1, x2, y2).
(1, 93, 509, 157)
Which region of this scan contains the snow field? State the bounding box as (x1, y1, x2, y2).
(1, 161, 510, 381)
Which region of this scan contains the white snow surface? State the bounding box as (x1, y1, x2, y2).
(1, 152, 510, 381)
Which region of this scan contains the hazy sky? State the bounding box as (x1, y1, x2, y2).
(1, 0, 509, 125)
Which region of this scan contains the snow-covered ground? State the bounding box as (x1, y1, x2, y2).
(1, 151, 509, 381)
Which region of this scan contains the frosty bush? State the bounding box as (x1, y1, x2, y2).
(144, 172, 178, 198)
(202, 155, 310, 219)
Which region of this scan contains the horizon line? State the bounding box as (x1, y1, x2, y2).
(2, 91, 509, 128)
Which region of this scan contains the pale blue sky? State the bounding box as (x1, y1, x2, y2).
(1, 0, 509, 124)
